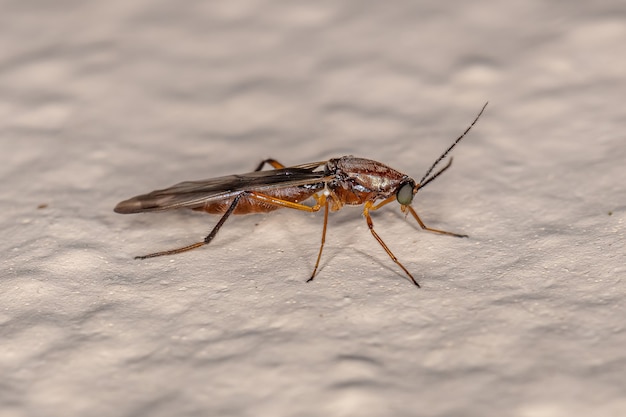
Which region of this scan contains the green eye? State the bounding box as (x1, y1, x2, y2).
(396, 181, 414, 205)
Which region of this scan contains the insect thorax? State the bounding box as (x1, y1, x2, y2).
(325, 156, 410, 205)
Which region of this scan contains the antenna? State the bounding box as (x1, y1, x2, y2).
(419, 157, 453, 190)
(419, 102, 488, 186)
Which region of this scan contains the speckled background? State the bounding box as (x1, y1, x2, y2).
(1, 1, 625, 416)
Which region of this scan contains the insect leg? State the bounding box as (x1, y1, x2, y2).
(363, 201, 420, 287)
(245, 191, 331, 282)
(135, 193, 244, 259)
(246, 192, 321, 212)
(370, 195, 396, 210)
(307, 194, 329, 283)
(405, 205, 468, 238)
(254, 158, 286, 171)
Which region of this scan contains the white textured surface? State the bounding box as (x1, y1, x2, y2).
(2, 1, 625, 416)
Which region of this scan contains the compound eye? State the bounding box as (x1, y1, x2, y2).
(396, 181, 414, 205)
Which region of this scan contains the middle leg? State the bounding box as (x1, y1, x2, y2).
(307, 194, 329, 283)
(254, 158, 286, 171)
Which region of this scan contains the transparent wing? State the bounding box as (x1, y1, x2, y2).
(114, 161, 329, 213)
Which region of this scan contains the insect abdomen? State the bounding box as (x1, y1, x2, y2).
(195, 187, 320, 215)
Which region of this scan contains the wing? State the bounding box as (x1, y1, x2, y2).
(114, 161, 329, 214)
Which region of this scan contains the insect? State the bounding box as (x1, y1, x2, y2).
(115, 103, 487, 287)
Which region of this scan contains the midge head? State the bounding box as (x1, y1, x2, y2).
(397, 102, 488, 203)
(395, 179, 416, 205)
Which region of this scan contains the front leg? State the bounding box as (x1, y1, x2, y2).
(405, 205, 468, 238)
(363, 201, 420, 287)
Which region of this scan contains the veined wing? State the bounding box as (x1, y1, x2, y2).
(114, 161, 329, 213)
